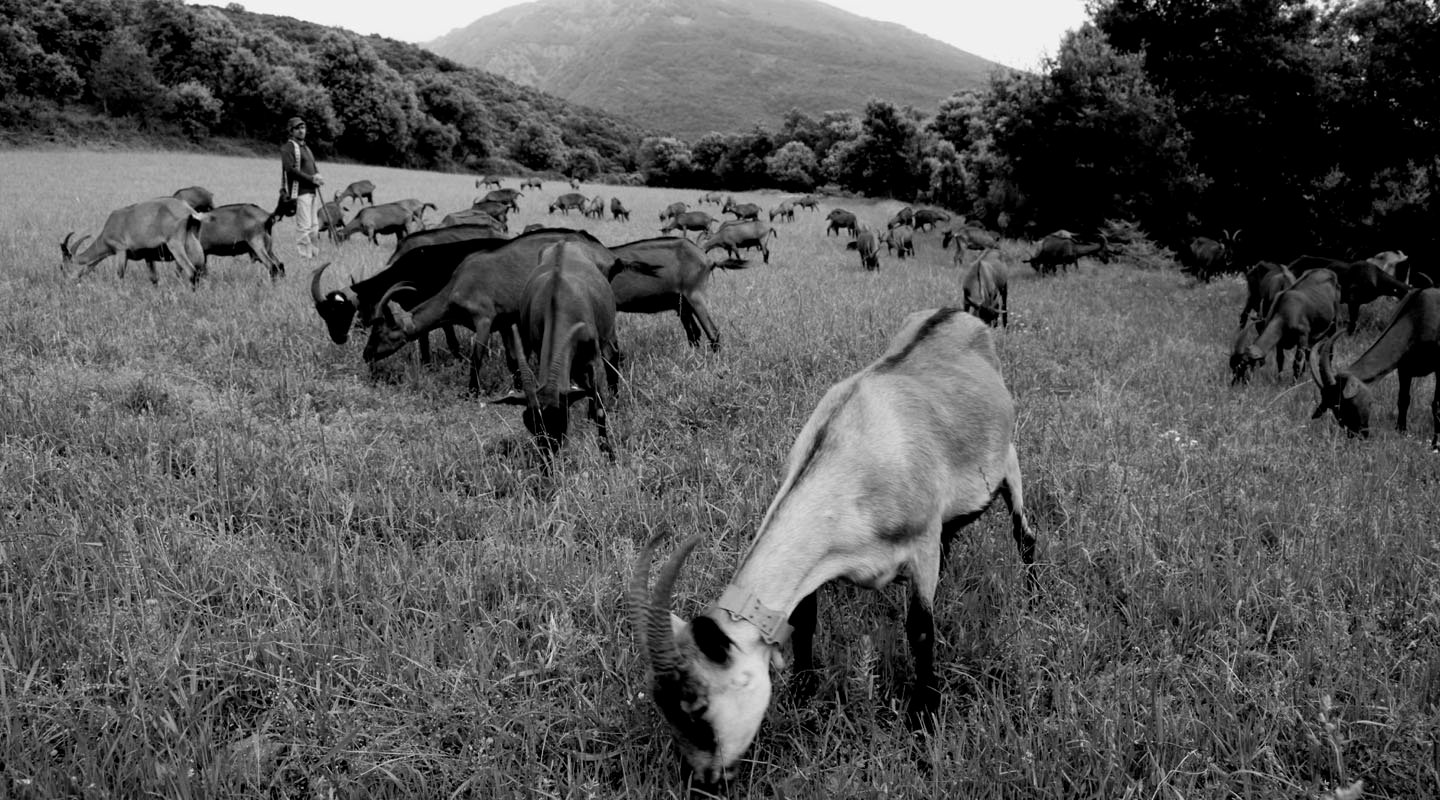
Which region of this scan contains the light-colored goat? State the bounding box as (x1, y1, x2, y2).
(1311, 287, 1440, 451)
(61, 197, 207, 287)
(630, 307, 1036, 788)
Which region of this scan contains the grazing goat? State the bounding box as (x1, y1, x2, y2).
(630, 307, 1036, 789)
(825, 209, 858, 237)
(607, 237, 734, 350)
(698, 191, 724, 206)
(769, 202, 794, 223)
(310, 224, 509, 362)
(479, 188, 524, 212)
(61, 197, 206, 288)
(722, 198, 761, 221)
(487, 241, 621, 457)
(172, 186, 214, 213)
(943, 225, 999, 263)
(1182, 231, 1240, 281)
(1333, 260, 1417, 335)
(912, 209, 951, 231)
(660, 211, 717, 241)
(962, 254, 1008, 328)
(1238, 268, 1341, 381)
(886, 206, 915, 229)
(521, 177, 543, 190)
(363, 229, 615, 393)
(477, 176, 502, 190)
(1025, 233, 1108, 275)
(340, 201, 429, 245)
(549, 192, 588, 215)
(660, 201, 689, 221)
(337, 180, 376, 206)
(1239, 261, 1295, 326)
(197, 199, 288, 281)
(583, 195, 606, 220)
(697, 219, 776, 264)
(569, 177, 581, 190)
(793, 196, 820, 212)
(847, 226, 880, 271)
(1311, 288, 1440, 451)
(316, 194, 348, 244)
(880, 224, 915, 259)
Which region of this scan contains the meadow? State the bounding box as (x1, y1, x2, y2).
(0, 149, 1436, 799)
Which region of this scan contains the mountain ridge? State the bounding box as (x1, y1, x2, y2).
(427, 0, 1005, 138)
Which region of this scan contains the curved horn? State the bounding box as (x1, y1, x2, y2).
(628, 532, 668, 658)
(310, 262, 331, 304)
(376, 281, 419, 315)
(1314, 335, 1336, 388)
(647, 532, 705, 678)
(61, 232, 75, 260)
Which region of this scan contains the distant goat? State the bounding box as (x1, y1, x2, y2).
(886, 206, 914, 229)
(698, 191, 724, 206)
(610, 197, 631, 221)
(793, 196, 820, 212)
(480, 188, 524, 212)
(1311, 288, 1439, 451)
(1025, 232, 1109, 275)
(660, 201, 689, 222)
(825, 209, 858, 237)
(630, 307, 1036, 790)
(1237, 268, 1341, 381)
(880, 224, 915, 259)
(584, 195, 606, 219)
(769, 202, 794, 223)
(847, 226, 880, 271)
(61, 197, 206, 288)
(912, 209, 951, 231)
(477, 176, 502, 190)
(722, 198, 761, 221)
(962, 254, 1008, 328)
(340, 201, 430, 244)
(697, 219, 777, 264)
(660, 211, 717, 240)
(1182, 230, 1240, 281)
(521, 177, 543, 190)
(549, 193, 588, 215)
(337, 180, 376, 206)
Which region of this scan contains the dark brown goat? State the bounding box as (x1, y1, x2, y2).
(486, 241, 621, 458)
(660, 211, 717, 240)
(1239, 268, 1341, 381)
(1311, 288, 1440, 450)
(825, 209, 858, 237)
(363, 229, 615, 393)
(1025, 233, 1108, 275)
(197, 200, 288, 280)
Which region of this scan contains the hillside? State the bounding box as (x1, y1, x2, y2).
(427, 0, 1005, 138)
(0, 0, 648, 176)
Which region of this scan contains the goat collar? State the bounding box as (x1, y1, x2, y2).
(712, 585, 792, 646)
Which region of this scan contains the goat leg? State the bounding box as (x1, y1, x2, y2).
(1397, 369, 1412, 433)
(788, 591, 820, 701)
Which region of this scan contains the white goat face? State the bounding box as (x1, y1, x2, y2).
(657, 615, 772, 786)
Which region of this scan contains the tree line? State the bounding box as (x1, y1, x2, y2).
(2, 0, 1435, 259)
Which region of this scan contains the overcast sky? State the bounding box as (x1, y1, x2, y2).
(198, 0, 1091, 71)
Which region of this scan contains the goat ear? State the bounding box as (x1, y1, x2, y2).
(486, 390, 528, 406)
(690, 615, 733, 665)
(1340, 376, 1362, 400)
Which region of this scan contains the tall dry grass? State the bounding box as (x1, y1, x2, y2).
(0, 149, 1436, 799)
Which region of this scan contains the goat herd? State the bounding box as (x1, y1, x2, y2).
(54, 172, 1439, 792)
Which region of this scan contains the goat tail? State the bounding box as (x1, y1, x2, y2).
(546, 322, 590, 404)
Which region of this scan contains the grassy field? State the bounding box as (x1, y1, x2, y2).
(1, 149, 1436, 799)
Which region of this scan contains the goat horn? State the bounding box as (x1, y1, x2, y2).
(309, 262, 331, 305)
(647, 532, 705, 678)
(60, 232, 75, 259)
(1313, 335, 1337, 388)
(628, 529, 670, 659)
(376, 281, 418, 313)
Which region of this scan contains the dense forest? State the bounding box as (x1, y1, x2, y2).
(0, 0, 647, 178)
(1, 0, 1437, 260)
